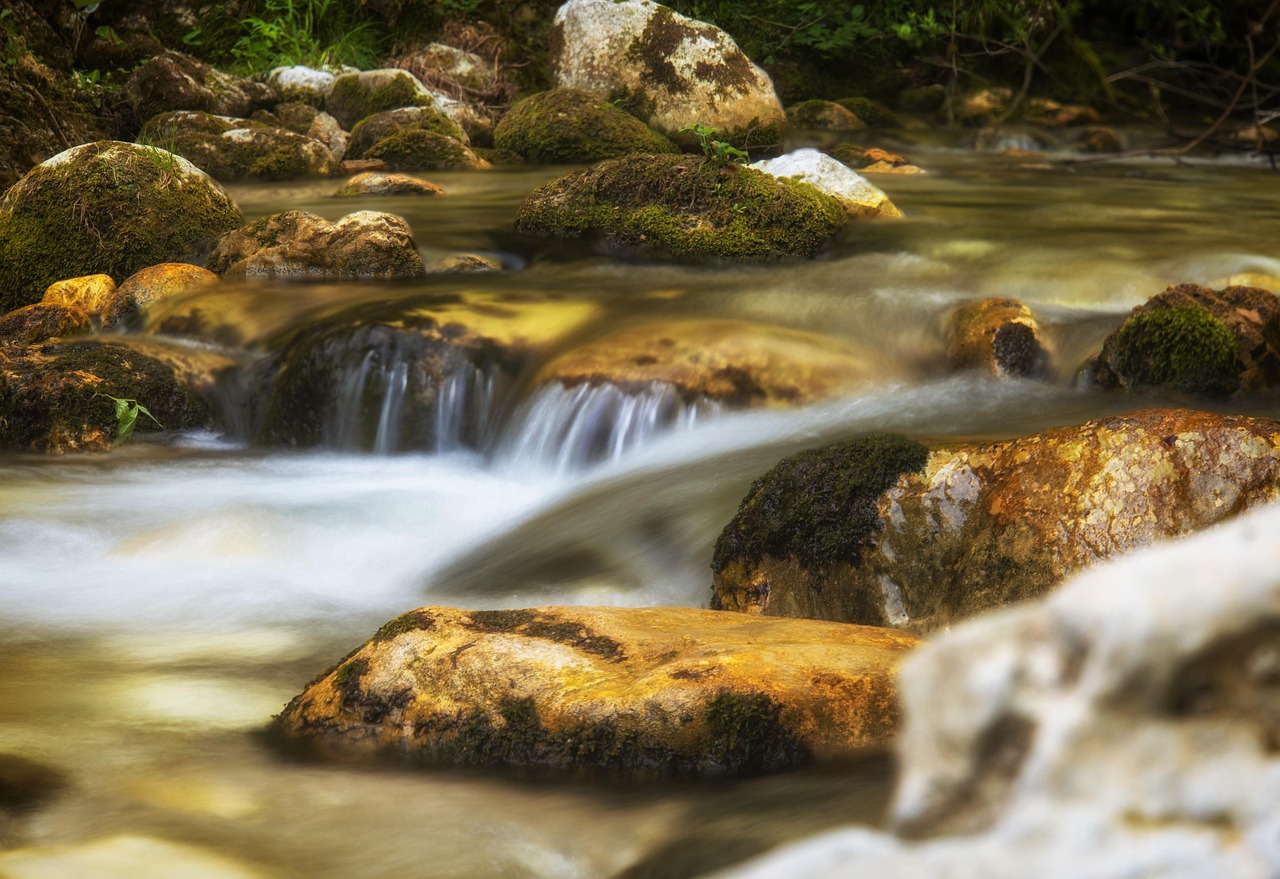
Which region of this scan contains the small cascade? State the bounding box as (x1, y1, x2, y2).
(497, 381, 722, 473)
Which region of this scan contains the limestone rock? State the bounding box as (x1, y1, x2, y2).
(267, 65, 335, 106)
(712, 409, 1280, 631)
(207, 210, 426, 280)
(41, 274, 116, 315)
(786, 100, 866, 131)
(750, 149, 902, 219)
(335, 172, 443, 198)
(325, 68, 442, 131)
(493, 88, 678, 163)
(0, 142, 242, 313)
(101, 263, 219, 330)
(346, 106, 468, 160)
(273, 606, 917, 776)
(0, 303, 91, 345)
(124, 51, 276, 123)
(551, 0, 785, 147)
(945, 298, 1050, 378)
(140, 110, 339, 182)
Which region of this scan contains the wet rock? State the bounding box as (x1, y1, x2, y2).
(0, 753, 66, 812)
(1024, 97, 1100, 127)
(101, 263, 219, 330)
(123, 51, 276, 124)
(325, 68, 442, 131)
(750, 149, 902, 219)
(945, 298, 1050, 378)
(551, 0, 785, 149)
(493, 88, 678, 163)
(386, 45, 505, 144)
(1090, 283, 1280, 396)
(207, 210, 426, 280)
(273, 605, 917, 776)
(712, 409, 1280, 631)
(827, 145, 924, 175)
(516, 154, 846, 261)
(0, 835, 271, 879)
(0, 303, 91, 345)
(267, 65, 335, 106)
(711, 500, 1280, 879)
(0, 339, 214, 453)
(335, 172, 443, 198)
(41, 274, 117, 315)
(785, 100, 865, 131)
(0, 141, 242, 313)
(834, 97, 901, 129)
(974, 125, 1053, 153)
(427, 253, 501, 272)
(140, 110, 339, 182)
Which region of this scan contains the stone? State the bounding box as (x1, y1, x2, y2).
(974, 125, 1052, 153)
(272, 605, 918, 776)
(253, 101, 318, 135)
(0, 142, 242, 313)
(945, 298, 1050, 378)
(334, 172, 444, 198)
(750, 149, 902, 219)
(40, 274, 116, 314)
(386, 44, 507, 144)
(267, 65, 335, 106)
(101, 263, 219, 330)
(1090, 283, 1280, 396)
(551, 0, 785, 148)
(1075, 125, 1123, 153)
(427, 253, 501, 272)
(516, 154, 846, 261)
(1024, 97, 1100, 127)
(361, 130, 488, 172)
(208, 210, 425, 280)
(140, 110, 339, 182)
(397, 43, 496, 93)
(493, 88, 678, 163)
(712, 409, 1280, 631)
(306, 111, 348, 161)
(827, 144, 924, 175)
(325, 68, 442, 131)
(0, 303, 91, 344)
(785, 100, 866, 131)
(123, 51, 276, 124)
(345, 106, 468, 160)
(834, 97, 901, 128)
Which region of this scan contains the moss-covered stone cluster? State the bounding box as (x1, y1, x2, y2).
(1112, 306, 1239, 395)
(325, 69, 439, 131)
(493, 88, 678, 163)
(362, 128, 487, 171)
(346, 107, 467, 160)
(515, 154, 846, 260)
(139, 111, 338, 182)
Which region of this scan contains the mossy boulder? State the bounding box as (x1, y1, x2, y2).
(140, 111, 339, 182)
(272, 605, 917, 777)
(551, 0, 784, 148)
(945, 298, 1051, 378)
(0, 339, 215, 453)
(207, 210, 426, 280)
(785, 100, 865, 131)
(101, 263, 219, 330)
(335, 172, 444, 198)
(253, 102, 320, 136)
(267, 65, 336, 106)
(493, 88, 678, 163)
(123, 51, 276, 124)
(325, 68, 442, 131)
(751, 149, 902, 219)
(515, 154, 846, 261)
(712, 409, 1280, 631)
(1090, 283, 1280, 396)
(346, 106, 468, 160)
(40, 274, 116, 315)
(0, 142, 242, 314)
(0, 304, 91, 345)
(362, 129, 488, 172)
(835, 97, 901, 128)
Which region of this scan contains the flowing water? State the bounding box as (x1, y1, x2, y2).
(2, 136, 1280, 877)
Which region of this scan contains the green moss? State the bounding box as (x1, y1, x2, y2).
(704, 690, 809, 775)
(333, 658, 369, 709)
(1113, 305, 1240, 396)
(515, 154, 845, 261)
(347, 108, 465, 160)
(493, 89, 678, 163)
(711, 433, 930, 573)
(836, 96, 901, 128)
(327, 73, 435, 130)
(141, 112, 334, 182)
(373, 609, 437, 643)
(468, 609, 625, 661)
(787, 100, 837, 127)
(364, 129, 478, 171)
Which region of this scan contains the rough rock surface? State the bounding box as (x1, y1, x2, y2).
(786, 100, 866, 131)
(207, 211, 425, 279)
(493, 88, 678, 162)
(346, 106, 468, 160)
(551, 0, 785, 146)
(712, 409, 1280, 631)
(273, 605, 917, 776)
(710, 500, 1280, 879)
(101, 263, 219, 330)
(140, 110, 339, 182)
(945, 298, 1051, 378)
(335, 172, 443, 198)
(750, 149, 901, 219)
(124, 51, 276, 123)
(325, 68, 442, 131)
(0, 303, 91, 345)
(267, 65, 335, 106)
(40, 274, 116, 315)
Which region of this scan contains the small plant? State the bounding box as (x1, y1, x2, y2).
(679, 123, 749, 167)
(95, 393, 163, 444)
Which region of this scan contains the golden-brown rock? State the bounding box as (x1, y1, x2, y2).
(273, 605, 917, 776)
(945, 297, 1050, 378)
(0, 303, 91, 344)
(40, 274, 117, 314)
(101, 263, 219, 329)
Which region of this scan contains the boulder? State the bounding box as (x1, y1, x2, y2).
(361, 130, 488, 172)
(493, 88, 678, 163)
(345, 106, 468, 159)
(334, 172, 444, 198)
(123, 51, 276, 123)
(387, 44, 508, 143)
(267, 65, 336, 106)
(712, 409, 1280, 631)
(785, 100, 866, 131)
(709, 500, 1280, 879)
(427, 253, 501, 272)
(1090, 283, 1280, 396)
(750, 149, 902, 219)
(101, 263, 219, 330)
(0, 142, 242, 313)
(834, 97, 901, 128)
(207, 210, 426, 280)
(515, 154, 846, 261)
(252, 101, 319, 135)
(394, 43, 497, 93)
(272, 606, 917, 776)
(0, 303, 91, 345)
(945, 298, 1050, 378)
(306, 111, 348, 161)
(551, 0, 785, 147)
(40, 274, 116, 315)
(140, 110, 339, 182)
(325, 68, 442, 131)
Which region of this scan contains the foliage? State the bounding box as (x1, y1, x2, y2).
(94, 393, 163, 444)
(184, 0, 385, 73)
(679, 123, 749, 166)
(1, 9, 23, 69)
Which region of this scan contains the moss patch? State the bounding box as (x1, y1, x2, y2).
(326, 72, 437, 130)
(712, 433, 930, 572)
(364, 129, 480, 171)
(493, 89, 678, 163)
(1113, 305, 1240, 396)
(468, 609, 625, 661)
(347, 107, 466, 161)
(705, 690, 809, 775)
(373, 609, 438, 643)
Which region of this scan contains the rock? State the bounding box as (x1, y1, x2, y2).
(708, 500, 1280, 879)
(267, 65, 335, 106)
(340, 158, 386, 175)
(0, 339, 214, 453)
(101, 263, 219, 330)
(750, 149, 902, 219)
(473, 147, 525, 165)
(957, 87, 1012, 122)
(362, 130, 488, 172)
(945, 298, 1050, 378)
(395, 43, 496, 93)
(306, 111, 348, 160)
(208, 210, 426, 280)
(334, 172, 444, 198)
(834, 97, 901, 128)
(1233, 123, 1279, 145)
(325, 68, 442, 131)
(0, 303, 91, 345)
(272, 605, 917, 776)
(139, 110, 339, 182)
(346, 106, 468, 160)
(40, 274, 116, 315)
(974, 125, 1052, 153)
(254, 101, 318, 135)
(0, 753, 66, 812)
(387, 43, 508, 143)
(123, 51, 276, 124)
(515, 154, 846, 261)
(711, 409, 1280, 631)
(827, 145, 925, 175)
(1075, 125, 1123, 153)
(785, 100, 865, 131)
(493, 88, 678, 163)
(1090, 283, 1280, 396)
(1024, 97, 1100, 127)
(0, 835, 271, 879)
(427, 253, 501, 272)
(0, 142, 242, 313)
(551, 0, 785, 148)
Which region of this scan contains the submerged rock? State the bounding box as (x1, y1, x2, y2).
(750, 149, 902, 219)
(140, 110, 339, 182)
(834, 97, 901, 129)
(515, 154, 846, 261)
(493, 88, 678, 163)
(1090, 283, 1280, 396)
(551, 0, 784, 148)
(40, 274, 116, 315)
(325, 68, 443, 130)
(101, 263, 219, 330)
(334, 172, 444, 198)
(0, 303, 91, 345)
(273, 606, 917, 777)
(945, 298, 1050, 378)
(124, 51, 276, 123)
(0, 142, 242, 313)
(712, 409, 1280, 631)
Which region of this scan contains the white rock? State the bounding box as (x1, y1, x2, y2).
(267, 65, 334, 104)
(750, 149, 902, 219)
